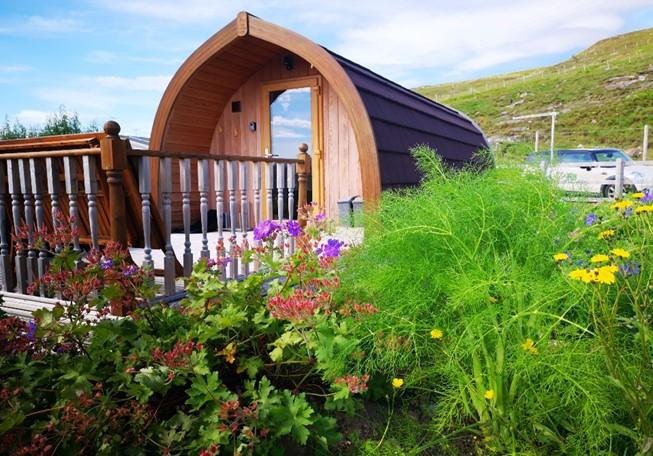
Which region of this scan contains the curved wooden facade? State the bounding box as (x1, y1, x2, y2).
(150, 11, 488, 216)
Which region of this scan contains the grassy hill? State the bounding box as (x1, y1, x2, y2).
(415, 28, 653, 159)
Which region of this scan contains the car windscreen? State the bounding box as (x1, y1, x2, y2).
(558, 152, 593, 163)
(594, 149, 632, 162)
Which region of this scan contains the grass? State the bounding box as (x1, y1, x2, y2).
(415, 28, 653, 161)
(336, 146, 633, 454)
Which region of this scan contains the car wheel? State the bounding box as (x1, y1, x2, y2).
(602, 184, 636, 198)
(602, 185, 615, 198)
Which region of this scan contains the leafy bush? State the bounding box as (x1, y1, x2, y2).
(338, 146, 633, 454)
(0, 210, 374, 455)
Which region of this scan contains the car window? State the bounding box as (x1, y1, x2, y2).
(558, 152, 593, 163)
(594, 150, 632, 162)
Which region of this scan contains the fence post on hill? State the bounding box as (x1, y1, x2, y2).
(643, 125, 649, 161)
(534, 131, 539, 152)
(615, 158, 624, 200)
(100, 121, 128, 247)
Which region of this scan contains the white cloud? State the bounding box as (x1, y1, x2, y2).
(332, 0, 653, 83)
(0, 15, 83, 35)
(86, 50, 118, 64)
(13, 110, 50, 126)
(272, 127, 304, 138)
(0, 65, 30, 73)
(272, 115, 311, 129)
(90, 0, 653, 85)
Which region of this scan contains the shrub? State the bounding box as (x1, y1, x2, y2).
(0, 209, 374, 455)
(338, 146, 628, 454)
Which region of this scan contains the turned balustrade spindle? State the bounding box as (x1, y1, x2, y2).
(214, 160, 225, 243)
(8, 160, 27, 293)
(179, 158, 193, 276)
(45, 157, 61, 251)
(198, 159, 210, 259)
(0, 162, 11, 291)
(29, 159, 48, 294)
(82, 156, 99, 249)
(239, 161, 249, 232)
(276, 162, 285, 221)
(63, 156, 81, 255)
(227, 160, 237, 234)
(253, 162, 261, 227)
(265, 162, 273, 220)
(18, 159, 36, 284)
(139, 156, 153, 268)
(160, 157, 175, 295)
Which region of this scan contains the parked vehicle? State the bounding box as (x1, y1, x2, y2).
(526, 148, 653, 197)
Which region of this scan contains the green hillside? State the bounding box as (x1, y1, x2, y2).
(416, 28, 653, 159)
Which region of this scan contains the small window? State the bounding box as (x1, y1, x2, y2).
(231, 101, 241, 113)
(559, 152, 592, 163)
(594, 150, 631, 162)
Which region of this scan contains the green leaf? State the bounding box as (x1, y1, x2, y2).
(271, 390, 315, 445)
(186, 372, 230, 411)
(237, 356, 263, 378)
(269, 347, 284, 362)
(134, 367, 167, 393)
(0, 412, 25, 433)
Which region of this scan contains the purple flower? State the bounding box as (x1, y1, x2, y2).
(619, 262, 641, 277)
(316, 239, 344, 258)
(207, 257, 231, 268)
(26, 321, 37, 342)
(100, 259, 113, 270)
(641, 190, 653, 202)
(286, 220, 301, 237)
(123, 265, 138, 277)
(315, 213, 326, 222)
(625, 207, 634, 218)
(253, 220, 281, 241)
(585, 213, 597, 226)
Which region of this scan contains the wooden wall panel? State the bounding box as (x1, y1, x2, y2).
(208, 55, 361, 218)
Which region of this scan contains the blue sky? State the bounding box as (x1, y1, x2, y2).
(1, 0, 653, 136)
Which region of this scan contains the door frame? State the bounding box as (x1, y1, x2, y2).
(260, 75, 324, 214)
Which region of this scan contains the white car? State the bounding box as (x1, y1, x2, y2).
(527, 149, 653, 197)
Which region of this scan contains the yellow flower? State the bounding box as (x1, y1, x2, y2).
(488, 296, 497, 303)
(520, 338, 539, 355)
(611, 200, 633, 210)
(569, 268, 592, 283)
(631, 192, 645, 199)
(598, 229, 615, 240)
(611, 248, 630, 258)
(430, 329, 443, 339)
(635, 205, 653, 214)
(595, 264, 618, 285)
(590, 254, 610, 263)
(392, 378, 404, 389)
(553, 253, 569, 262)
(484, 389, 495, 400)
(217, 342, 237, 364)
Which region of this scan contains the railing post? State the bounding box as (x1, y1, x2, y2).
(0, 162, 11, 291)
(296, 143, 311, 225)
(100, 120, 128, 247)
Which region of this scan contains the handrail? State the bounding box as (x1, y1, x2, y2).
(127, 149, 303, 164)
(0, 148, 101, 160)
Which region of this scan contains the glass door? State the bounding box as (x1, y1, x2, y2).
(261, 76, 323, 218)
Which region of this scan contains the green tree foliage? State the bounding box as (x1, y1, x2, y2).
(0, 106, 99, 140)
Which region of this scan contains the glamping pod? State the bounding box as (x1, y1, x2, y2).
(150, 11, 488, 219)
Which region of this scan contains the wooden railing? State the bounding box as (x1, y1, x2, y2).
(0, 121, 311, 300)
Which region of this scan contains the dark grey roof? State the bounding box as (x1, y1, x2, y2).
(328, 50, 489, 187)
